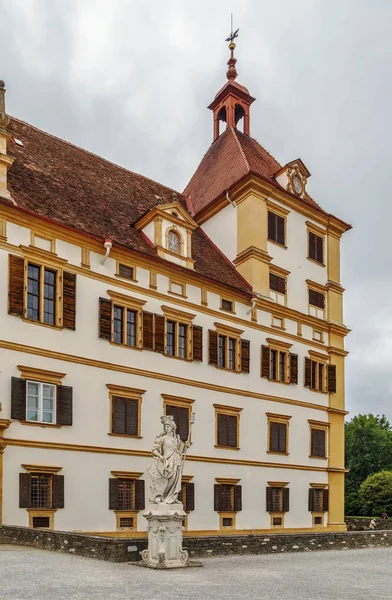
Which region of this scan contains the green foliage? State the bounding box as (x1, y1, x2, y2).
(345, 414, 392, 515)
(359, 471, 392, 516)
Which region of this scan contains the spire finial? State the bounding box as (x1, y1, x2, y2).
(0, 80, 10, 132)
(225, 15, 239, 81)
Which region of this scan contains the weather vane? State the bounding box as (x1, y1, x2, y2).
(225, 14, 239, 46)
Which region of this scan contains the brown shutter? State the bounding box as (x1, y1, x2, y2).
(305, 357, 312, 388)
(177, 407, 189, 442)
(266, 487, 273, 512)
(217, 413, 226, 447)
(8, 254, 24, 317)
(109, 478, 119, 510)
(192, 325, 203, 362)
(308, 488, 314, 512)
(319, 430, 326, 458)
(279, 423, 287, 453)
(112, 397, 126, 434)
(311, 429, 317, 456)
(323, 489, 329, 512)
(289, 353, 298, 384)
(52, 475, 65, 509)
(309, 231, 316, 259)
(270, 422, 279, 452)
(227, 415, 238, 448)
(19, 473, 31, 508)
(154, 314, 165, 353)
(214, 484, 222, 511)
(99, 298, 112, 340)
(126, 398, 139, 436)
(63, 271, 76, 330)
(261, 346, 270, 378)
(185, 482, 195, 512)
(11, 377, 27, 420)
(234, 485, 242, 512)
(57, 385, 73, 426)
(317, 235, 323, 263)
(241, 339, 250, 374)
(142, 311, 154, 350)
(327, 364, 337, 393)
(283, 487, 290, 512)
(209, 330, 218, 366)
(135, 480, 145, 510)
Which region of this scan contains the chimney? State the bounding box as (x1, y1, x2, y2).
(0, 81, 14, 200)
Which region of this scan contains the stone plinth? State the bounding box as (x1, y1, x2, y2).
(141, 502, 189, 568)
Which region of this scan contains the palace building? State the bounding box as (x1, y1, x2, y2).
(0, 41, 350, 536)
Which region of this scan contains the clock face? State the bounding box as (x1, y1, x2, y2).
(168, 231, 180, 253)
(293, 174, 302, 195)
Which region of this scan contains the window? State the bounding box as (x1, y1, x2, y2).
(271, 315, 284, 329)
(209, 325, 250, 374)
(266, 483, 289, 527)
(11, 370, 73, 427)
(305, 357, 326, 392)
(221, 298, 234, 312)
(308, 288, 325, 319)
(214, 479, 242, 529)
(308, 231, 324, 265)
(117, 478, 136, 511)
(109, 474, 145, 528)
(31, 474, 52, 508)
(26, 381, 56, 424)
(269, 273, 286, 305)
(310, 426, 327, 458)
(309, 487, 329, 513)
(166, 320, 189, 359)
(117, 263, 135, 281)
(165, 403, 190, 442)
(178, 479, 195, 512)
(215, 405, 242, 449)
(113, 306, 137, 347)
(99, 291, 145, 349)
(267, 413, 291, 454)
(19, 467, 64, 522)
(268, 211, 285, 246)
(8, 254, 76, 329)
(108, 385, 144, 438)
(261, 342, 298, 385)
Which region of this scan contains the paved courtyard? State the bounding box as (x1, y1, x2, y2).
(1, 545, 392, 600)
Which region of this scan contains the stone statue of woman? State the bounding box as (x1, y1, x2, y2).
(146, 415, 190, 505)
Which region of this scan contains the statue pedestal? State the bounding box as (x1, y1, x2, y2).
(141, 502, 190, 569)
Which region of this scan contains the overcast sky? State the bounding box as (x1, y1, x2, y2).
(1, 0, 391, 421)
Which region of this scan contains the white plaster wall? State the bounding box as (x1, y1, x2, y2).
(201, 204, 237, 263)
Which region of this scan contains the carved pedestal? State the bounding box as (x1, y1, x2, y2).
(141, 502, 189, 569)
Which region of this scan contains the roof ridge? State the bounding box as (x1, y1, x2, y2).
(10, 116, 181, 197)
(230, 127, 250, 172)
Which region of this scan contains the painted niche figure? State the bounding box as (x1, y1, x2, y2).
(147, 415, 190, 504)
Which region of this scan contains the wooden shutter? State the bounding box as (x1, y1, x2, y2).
(109, 478, 119, 510)
(309, 289, 325, 309)
(192, 325, 203, 362)
(283, 487, 290, 512)
(323, 489, 329, 512)
(241, 339, 250, 374)
(316, 235, 323, 263)
(154, 314, 165, 353)
(308, 488, 314, 511)
(99, 298, 112, 340)
(166, 405, 189, 441)
(277, 215, 285, 245)
(227, 415, 237, 447)
(125, 399, 139, 436)
(11, 377, 27, 420)
(135, 480, 145, 510)
(142, 311, 154, 350)
(63, 271, 76, 330)
(270, 422, 279, 452)
(8, 254, 24, 317)
(112, 397, 126, 435)
(261, 345, 270, 378)
(209, 330, 218, 366)
(311, 429, 326, 457)
(52, 475, 65, 509)
(19, 473, 31, 508)
(214, 484, 222, 511)
(185, 482, 195, 512)
(57, 385, 73, 426)
(327, 365, 337, 393)
(289, 354, 298, 384)
(234, 485, 242, 512)
(304, 357, 312, 388)
(217, 413, 227, 447)
(266, 487, 273, 512)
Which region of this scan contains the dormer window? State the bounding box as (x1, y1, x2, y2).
(167, 230, 181, 254)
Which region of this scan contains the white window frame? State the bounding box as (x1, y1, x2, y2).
(26, 380, 57, 424)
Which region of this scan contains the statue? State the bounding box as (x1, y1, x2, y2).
(141, 412, 198, 569)
(147, 415, 190, 505)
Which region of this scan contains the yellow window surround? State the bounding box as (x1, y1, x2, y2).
(182, 474, 194, 483)
(115, 260, 137, 281)
(17, 365, 66, 386)
(266, 200, 290, 217)
(22, 464, 62, 474)
(0, 219, 6, 240)
(214, 403, 243, 415)
(269, 264, 290, 278)
(115, 510, 137, 531)
(306, 220, 327, 238)
(28, 509, 56, 529)
(265, 338, 292, 351)
(308, 350, 328, 363)
(267, 481, 289, 487)
(168, 280, 187, 297)
(107, 289, 146, 310)
(214, 405, 242, 450)
(161, 305, 196, 324)
(270, 512, 285, 528)
(107, 290, 145, 349)
(111, 471, 143, 479)
(107, 384, 145, 439)
(162, 394, 195, 408)
(215, 477, 241, 485)
(22, 258, 63, 328)
(30, 231, 56, 254)
(220, 297, 236, 313)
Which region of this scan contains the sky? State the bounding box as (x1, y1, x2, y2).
(1, 0, 391, 420)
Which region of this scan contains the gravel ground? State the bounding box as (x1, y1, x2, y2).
(1, 545, 392, 600)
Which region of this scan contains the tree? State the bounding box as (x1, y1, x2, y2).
(345, 414, 392, 515)
(359, 471, 392, 516)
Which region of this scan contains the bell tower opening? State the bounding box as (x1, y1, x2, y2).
(208, 30, 256, 141)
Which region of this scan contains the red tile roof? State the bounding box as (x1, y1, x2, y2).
(4, 118, 252, 295)
(184, 126, 324, 217)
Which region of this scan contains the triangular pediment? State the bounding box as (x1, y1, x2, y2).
(134, 200, 197, 232)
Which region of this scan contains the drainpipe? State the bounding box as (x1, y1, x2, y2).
(100, 238, 113, 265)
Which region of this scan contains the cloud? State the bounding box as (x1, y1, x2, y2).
(1, 0, 391, 418)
